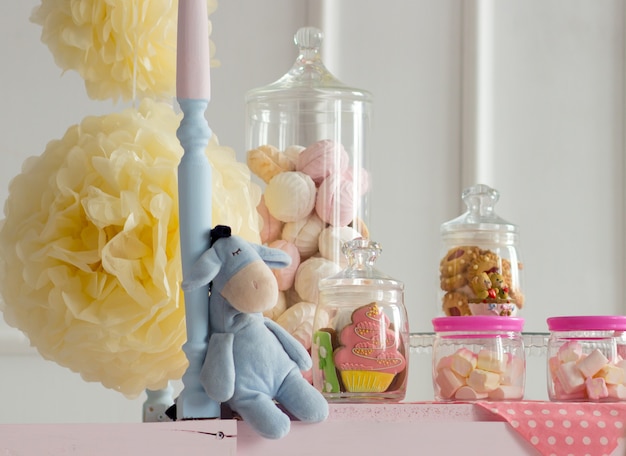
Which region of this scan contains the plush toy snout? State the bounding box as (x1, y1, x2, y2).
(221, 260, 280, 313)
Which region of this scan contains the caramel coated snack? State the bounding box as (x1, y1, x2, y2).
(439, 246, 524, 316)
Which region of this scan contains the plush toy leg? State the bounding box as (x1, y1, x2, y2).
(275, 370, 329, 423)
(232, 392, 291, 439)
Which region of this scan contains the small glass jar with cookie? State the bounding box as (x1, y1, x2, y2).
(439, 184, 524, 317)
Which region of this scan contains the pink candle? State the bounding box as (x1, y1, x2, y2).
(176, 0, 211, 100)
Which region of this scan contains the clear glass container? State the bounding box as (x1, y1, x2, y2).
(439, 184, 524, 317)
(432, 316, 525, 401)
(245, 27, 373, 310)
(311, 239, 409, 402)
(546, 316, 626, 402)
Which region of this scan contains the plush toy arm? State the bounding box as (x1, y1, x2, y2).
(264, 318, 312, 371)
(200, 333, 235, 402)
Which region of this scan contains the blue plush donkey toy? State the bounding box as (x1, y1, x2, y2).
(182, 225, 328, 439)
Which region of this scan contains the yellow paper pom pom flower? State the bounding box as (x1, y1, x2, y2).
(31, 0, 219, 102)
(0, 99, 261, 397)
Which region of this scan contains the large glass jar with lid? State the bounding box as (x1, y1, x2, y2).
(311, 239, 409, 402)
(438, 184, 524, 317)
(245, 27, 372, 314)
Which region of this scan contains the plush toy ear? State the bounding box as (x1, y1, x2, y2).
(182, 246, 222, 291)
(253, 244, 292, 270)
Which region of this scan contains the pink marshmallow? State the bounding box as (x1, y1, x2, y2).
(454, 386, 488, 400)
(552, 375, 587, 401)
(476, 349, 506, 374)
(576, 348, 609, 378)
(296, 139, 349, 185)
(435, 367, 466, 399)
(435, 355, 453, 372)
(585, 377, 609, 400)
(501, 355, 525, 386)
(557, 340, 583, 363)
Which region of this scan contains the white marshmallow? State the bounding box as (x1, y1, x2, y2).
(467, 368, 500, 393)
(451, 348, 477, 377)
(476, 349, 506, 374)
(576, 348, 609, 378)
(595, 364, 625, 385)
(555, 361, 586, 394)
(585, 377, 609, 400)
(488, 385, 524, 400)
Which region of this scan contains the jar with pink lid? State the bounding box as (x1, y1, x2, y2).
(546, 316, 626, 402)
(432, 316, 526, 401)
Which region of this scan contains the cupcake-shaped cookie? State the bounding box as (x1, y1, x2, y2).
(333, 302, 406, 393)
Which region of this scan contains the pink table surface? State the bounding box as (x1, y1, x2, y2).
(1, 402, 625, 455)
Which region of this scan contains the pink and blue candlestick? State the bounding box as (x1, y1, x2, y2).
(175, 0, 219, 420)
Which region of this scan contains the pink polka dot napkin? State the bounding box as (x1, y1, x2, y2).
(476, 401, 626, 456)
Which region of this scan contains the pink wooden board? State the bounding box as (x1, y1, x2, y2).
(0, 420, 237, 455)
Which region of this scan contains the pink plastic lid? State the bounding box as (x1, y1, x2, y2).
(547, 316, 626, 331)
(432, 316, 524, 333)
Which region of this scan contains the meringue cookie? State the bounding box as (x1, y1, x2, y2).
(257, 195, 283, 244)
(318, 225, 362, 267)
(269, 239, 301, 291)
(275, 301, 317, 350)
(264, 171, 316, 222)
(295, 256, 342, 304)
(281, 212, 324, 259)
(296, 139, 349, 185)
(315, 173, 355, 226)
(283, 144, 305, 168)
(247, 144, 295, 184)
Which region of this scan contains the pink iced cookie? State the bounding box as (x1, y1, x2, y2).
(264, 171, 316, 222)
(296, 139, 349, 185)
(257, 195, 283, 244)
(333, 303, 406, 373)
(315, 173, 356, 227)
(269, 240, 301, 291)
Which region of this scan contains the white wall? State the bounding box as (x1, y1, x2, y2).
(1, 0, 624, 422)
